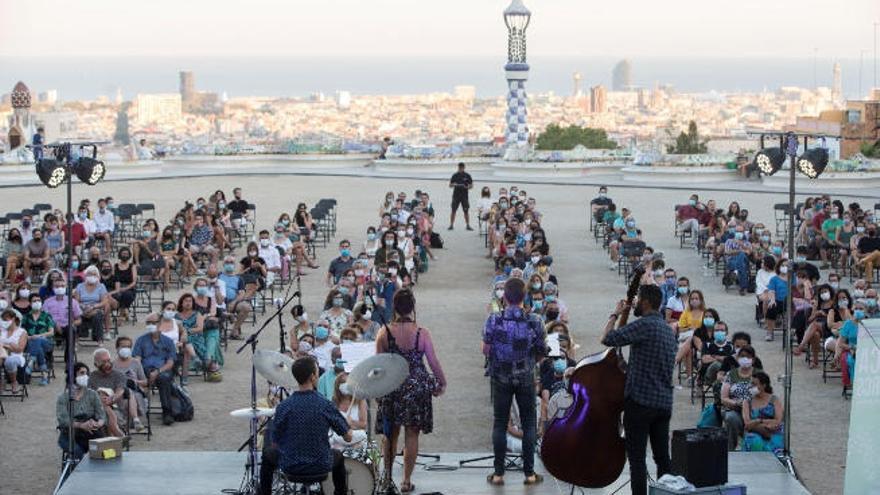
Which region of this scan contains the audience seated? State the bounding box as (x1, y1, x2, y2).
(56, 362, 107, 459)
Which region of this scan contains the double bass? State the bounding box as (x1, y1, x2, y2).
(540, 266, 644, 488)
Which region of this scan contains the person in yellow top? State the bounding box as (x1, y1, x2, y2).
(676, 290, 707, 379)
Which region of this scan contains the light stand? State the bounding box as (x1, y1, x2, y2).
(231, 290, 299, 495)
(749, 130, 835, 479)
(36, 142, 107, 495)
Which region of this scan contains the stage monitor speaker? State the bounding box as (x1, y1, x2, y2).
(671, 427, 727, 487)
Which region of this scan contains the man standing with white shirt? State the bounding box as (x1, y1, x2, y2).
(92, 198, 115, 254)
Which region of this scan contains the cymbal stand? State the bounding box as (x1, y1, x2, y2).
(227, 289, 299, 495)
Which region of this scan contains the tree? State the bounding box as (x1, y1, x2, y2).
(535, 124, 617, 150)
(860, 140, 880, 158)
(113, 102, 131, 145)
(666, 120, 708, 154)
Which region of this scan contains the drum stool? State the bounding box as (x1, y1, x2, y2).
(277, 471, 327, 495)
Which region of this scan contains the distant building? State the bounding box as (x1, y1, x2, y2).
(573, 72, 582, 98)
(590, 85, 607, 113)
(134, 93, 182, 126)
(454, 85, 476, 102)
(336, 91, 352, 109)
(832, 62, 842, 104)
(637, 88, 649, 110)
(180, 71, 195, 105)
(38, 90, 58, 105)
(7, 81, 35, 150)
(34, 111, 78, 142)
(612, 59, 632, 91)
(792, 98, 880, 158)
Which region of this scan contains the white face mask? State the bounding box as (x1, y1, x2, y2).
(146, 324, 158, 334)
(0, 319, 11, 330)
(118, 347, 132, 359)
(779, 266, 789, 275)
(75, 375, 90, 388)
(363, 310, 372, 320)
(163, 310, 176, 320)
(388, 268, 397, 276)
(86, 275, 99, 284)
(260, 239, 270, 247)
(31, 301, 42, 311)
(738, 357, 753, 368)
(0, 300, 7, 310)
(820, 292, 831, 301)
(298, 312, 308, 322)
(749, 386, 760, 396)
(18, 289, 30, 298)
(54, 287, 66, 296)
(495, 289, 505, 299)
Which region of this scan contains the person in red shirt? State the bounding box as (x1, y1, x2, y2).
(62, 213, 88, 255)
(676, 194, 703, 236)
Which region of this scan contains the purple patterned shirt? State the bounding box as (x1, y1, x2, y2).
(483, 306, 546, 383)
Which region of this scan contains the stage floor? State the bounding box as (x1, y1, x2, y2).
(58, 451, 810, 495)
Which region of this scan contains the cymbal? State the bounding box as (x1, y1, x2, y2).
(230, 407, 275, 419)
(346, 353, 409, 400)
(254, 349, 297, 389)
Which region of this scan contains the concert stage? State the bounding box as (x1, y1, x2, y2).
(58, 451, 810, 495)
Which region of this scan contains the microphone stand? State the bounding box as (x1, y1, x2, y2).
(230, 289, 299, 495)
(276, 274, 295, 354)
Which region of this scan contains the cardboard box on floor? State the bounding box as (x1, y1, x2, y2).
(89, 437, 124, 460)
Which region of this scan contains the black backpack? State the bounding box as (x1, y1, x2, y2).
(169, 383, 194, 422)
(430, 232, 444, 249)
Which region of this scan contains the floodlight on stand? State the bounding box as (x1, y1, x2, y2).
(754, 147, 786, 176)
(35, 159, 67, 188)
(796, 148, 829, 179)
(75, 157, 106, 185)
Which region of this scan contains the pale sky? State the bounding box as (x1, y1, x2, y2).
(1, 0, 877, 58)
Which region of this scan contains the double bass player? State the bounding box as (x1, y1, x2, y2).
(601, 284, 677, 495)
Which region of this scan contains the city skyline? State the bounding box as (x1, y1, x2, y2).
(1, 0, 877, 59)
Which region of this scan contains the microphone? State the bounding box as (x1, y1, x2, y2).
(273, 298, 284, 308)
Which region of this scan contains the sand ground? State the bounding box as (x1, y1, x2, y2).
(1, 173, 869, 494)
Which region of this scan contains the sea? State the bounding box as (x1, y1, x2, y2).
(0, 55, 874, 101)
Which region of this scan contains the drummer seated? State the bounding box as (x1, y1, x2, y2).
(259, 356, 352, 495)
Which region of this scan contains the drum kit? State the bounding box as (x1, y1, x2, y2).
(230, 350, 410, 495)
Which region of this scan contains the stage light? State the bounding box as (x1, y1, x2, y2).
(796, 148, 829, 179)
(754, 147, 785, 176)
(35, 159, 67, 188)
(75, 157, 106, 185)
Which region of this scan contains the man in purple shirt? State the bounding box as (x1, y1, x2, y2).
(43, 277, 82, 362)
(724, 224, 753, 295)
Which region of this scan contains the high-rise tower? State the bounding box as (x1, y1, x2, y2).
(573, 72, 583, 98)
(179, 70, 195, 106)
(832, 61, 842, 103)
(503, 0, 531, 148)
(612, 59, 632, 91)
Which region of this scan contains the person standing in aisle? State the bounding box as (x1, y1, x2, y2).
(449, 162, 474, 231)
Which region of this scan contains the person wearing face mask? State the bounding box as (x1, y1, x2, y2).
(3, 228, 25, 284)
(309, 320, 338, 371)
(793, 284, 836, 368)
(763, 260, 791, 341)
(42, 278, 82, 362)
(11, 282, 33, 315)
(352, 303, 379, 341)
(699, 321, 734, 384)
(22, 293, 55, 385)
(374, 231, 405, 271)
(719, 346, 757, 451)
(742, 371, 784, 454)
(320, 290, 353, 338)
(331, 373, 368, 447)
(133, 315, 178, 425)
(92, 198, 115, 254)
(837, 301, 865, 388)
(675, 194, 703, 239)
(861, 288, 880, 318)
(258, 356, 352, 495)
(256, 230, 282, 285)
(664, 277, 689, 333)
(538, 335, 575, 436)
(239, 241, 268, 291)
(317, 347, 344, 400)
(327, 239, 355, 286)
(74, 266, 111, 347)
(88, 348, 128, 437)
(181, 288, 223, 381)
(856, 226, 880, 283)
(56, 362, 107, 459)
(112, 336, 148, 433)
(110, 248, 138, 323)
(364, 226, 381, 258)
(0, 309, 28, 394)
(724, 225, 753, 296)
(675, 291, 709, 379)
(219, 256, 254, 340)
(818, 207, 845, 269)
(601, 284, 676, 495)
(288, 305, 312, 350)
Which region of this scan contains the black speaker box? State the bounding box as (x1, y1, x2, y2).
(671, 427, 728, 487)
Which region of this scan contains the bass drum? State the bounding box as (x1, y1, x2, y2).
(322, 453, 375, 495)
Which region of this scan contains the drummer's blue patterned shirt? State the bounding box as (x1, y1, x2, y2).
(273, 390, 350, 475)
